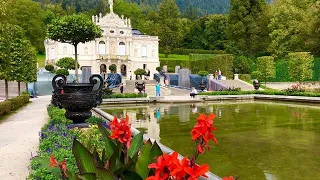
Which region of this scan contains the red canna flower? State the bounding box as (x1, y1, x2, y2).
(146, 171, 169, 180)
(109, 116, 132, 149)
(60, 160, 68, 178)
(222, 176, 234, 180)
(184, 164, 209, 180)
(49, 155, 58, 167)
(148, 156, 168, 174)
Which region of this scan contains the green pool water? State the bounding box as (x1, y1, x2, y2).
(100, 100, 320, 180)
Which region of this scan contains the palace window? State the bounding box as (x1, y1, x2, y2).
(119, 42, 126, 56)
(141, 46, 147, 57)
(110, 30, 114, 33)
(99, 41, 106, 55)
(120, 31, 124, 34)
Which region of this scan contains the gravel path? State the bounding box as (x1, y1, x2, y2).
(0, 96, 50, 179)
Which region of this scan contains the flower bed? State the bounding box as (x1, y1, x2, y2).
(29, 106, 233, 180)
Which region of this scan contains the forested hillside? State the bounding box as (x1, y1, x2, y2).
(34, 0, 273, 15)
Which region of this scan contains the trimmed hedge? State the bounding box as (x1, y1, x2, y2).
(160, 59, 190, 69)
(0, 95, 30, 118)
(199, 90, 320, 97)
(239, 74, 251, 81)
(159, 48, 225, 55)
(189, 54, 217, 61)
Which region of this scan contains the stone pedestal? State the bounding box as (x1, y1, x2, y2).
(159, 77, 165, 86)
(175, 66, 180, 73)
(121, 76, 127, 86)
(234, 74, 239, 80)
(81, 66, 92, 83)
(178, 69, 191, 88)
(163, 65, 168, 73)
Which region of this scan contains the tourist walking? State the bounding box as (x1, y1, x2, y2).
(218, 69, 221, 80)
(120, 83, 124, 93)
(156, 83, 161, 96)
(215, 70, 218, 80)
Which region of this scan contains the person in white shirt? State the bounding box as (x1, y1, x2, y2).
(190, 87, 198, 98)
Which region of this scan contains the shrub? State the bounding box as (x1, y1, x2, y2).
(189, 54, 216, 61)
(239, 74, 251, 81)
(167, 67, 175, 73)
(134, 68, 147, 77)
(56, 57, 79, 70)
(0, 101, 12, 117)
(56, 68, 69, 76)
(9, 95, 29, 110)
(45, 64, 54, 72)
(109, 64, 116, 73)
(251, 71, 261, 80)
(233, 55, 253, 74)
(160, 47, 225, 55)
(198, 70, 209, 77)
(156, 67, 162, 72)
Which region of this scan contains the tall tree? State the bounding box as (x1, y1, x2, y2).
(47, 14, 102, 82)
(256, 56, 275, 86)
(204, 14, 228, 50)
(227, 0, 270, 56)
(307, 1, 320, 56)
(158, 0, 181, 57)
(268, 0, 311, 57)
(6, 0, 46, 53)
(288, 52, 314, 84)
(0, 24, 26, 99)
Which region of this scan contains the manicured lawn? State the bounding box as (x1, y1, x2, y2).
(159, 53, 189, 61)
(36, 54, 46, 68)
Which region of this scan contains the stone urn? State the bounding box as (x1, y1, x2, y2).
(52, 74, 104, 124)
(253, 79, 260, 90)
(135, 81, 145, 94)
(199, 80, 207, 92)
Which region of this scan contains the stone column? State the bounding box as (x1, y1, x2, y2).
(234, 74, 239, 80)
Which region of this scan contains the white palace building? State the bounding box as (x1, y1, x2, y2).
(44, 0, 159, 78)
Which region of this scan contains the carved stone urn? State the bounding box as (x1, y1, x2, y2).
(135, 81, 145, 94)
(253, 79, 260, 90)
(199, 80, 207, 92)
(52, 74, 104, 124)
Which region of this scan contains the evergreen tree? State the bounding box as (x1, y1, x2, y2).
(227, 0, 270, 56)
(158, 0, 181, 57)
(204, 14, 228, 50)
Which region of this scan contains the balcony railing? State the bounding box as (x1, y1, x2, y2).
(97, 54, 129, 60)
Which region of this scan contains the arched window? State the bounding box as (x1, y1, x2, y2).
(119, 42, 126, 56)
(99, 41, 106, 55)
(141, 46, 147, 57)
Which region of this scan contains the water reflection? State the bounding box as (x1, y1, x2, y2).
(100, 101, 320, 180)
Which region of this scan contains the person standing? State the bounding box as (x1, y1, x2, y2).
(156, 83, 161, 96)
(129, 71, 132, 80)
(120, 83, 124, 93)
(218, 69, 221, 80)
(215, 70, 218, 80)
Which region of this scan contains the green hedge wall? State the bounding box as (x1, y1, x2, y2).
(190, 54, 234, 79)
(189, 54, 217, 61)
(160, 60, 190, 69)
(159, 48, 225, 55)
(0, 101, 12, 117)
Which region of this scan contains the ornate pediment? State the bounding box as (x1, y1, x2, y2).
(97, 12, 127, 27)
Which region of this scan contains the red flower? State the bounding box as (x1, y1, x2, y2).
(109, 116, 132, 148)
(148, 156, 167, 173)
(49, 155, 58, 167)
(222, 176, 234, 180)
(184, 164, 209, 180)
(146, 171, 169, 180)
(60, 160, 68, 178)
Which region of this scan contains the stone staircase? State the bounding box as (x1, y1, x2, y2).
(217, 80, 254, 91)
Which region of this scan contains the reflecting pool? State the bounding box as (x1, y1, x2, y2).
(100, 100, 320, 180)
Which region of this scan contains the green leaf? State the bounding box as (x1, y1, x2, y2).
(98, 124, 116, 159)
(109, 154, 123, 172)
(77, 173, 96, 180)
(135, 139, 153, 179)
(122, 171, 143, 180)
(72, 139, 97, 174)
(96, 168, 116, 180)
(128, 132, 144, 159)
(149, 141, 163, 163)
(93, 148, 104, 167)
(35, 157, 61, 177)
(113, 158, 135, 176)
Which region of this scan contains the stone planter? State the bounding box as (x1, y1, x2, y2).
(135, 81, 145, 94)
(253, 79, 260, 90)
(52, 74, 103, 124)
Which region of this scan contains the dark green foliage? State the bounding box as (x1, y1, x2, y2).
(227, 0, 269, 56)
(86, 116, 104, 125)
(313, 58, 320, 81)
(233, 55, 254, 74)
(167, 67, 175, 73)
(102, 88, 113, 98)
(160, 60, 190, 70)
(45, 64, 54, 72)
(56, 68, 69, 76)
(251, 71, 261, 80)
(274, 59, 291, 82)
(109, 64, 117, 73)
(156, 67, 162, 72)
(56, 57, 79, 70)
(198, 71, 209, 77)
(189, 54, 216, 61)
(8, 95, 30, 110)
